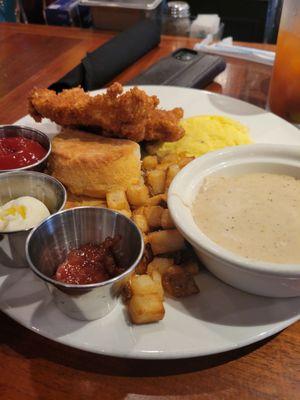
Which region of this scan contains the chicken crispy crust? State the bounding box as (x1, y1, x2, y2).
(28, 82, 184, 142)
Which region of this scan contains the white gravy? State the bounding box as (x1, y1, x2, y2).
(193, 173, 300, 264)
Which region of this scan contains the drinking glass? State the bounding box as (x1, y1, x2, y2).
(268, 0, 300, 125)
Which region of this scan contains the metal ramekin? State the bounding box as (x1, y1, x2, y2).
(0, 125, 51, 173)
(0, 171, 66, 268)
(26, 207, 144, 321)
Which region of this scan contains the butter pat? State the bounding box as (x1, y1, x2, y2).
(0, 196, 50, 232)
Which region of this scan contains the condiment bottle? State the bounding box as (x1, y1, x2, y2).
(162, 1, 191, 36)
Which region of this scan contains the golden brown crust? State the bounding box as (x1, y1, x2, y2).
(28, 83, 184, 142)
(64, 192, 107, 209)
(49, 128, 141, 198)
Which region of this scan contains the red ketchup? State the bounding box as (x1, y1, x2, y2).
(0, 137, 47, 170)
(54, 238, 123, 285)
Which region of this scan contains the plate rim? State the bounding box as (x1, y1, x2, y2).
(1, 298, 299, 359)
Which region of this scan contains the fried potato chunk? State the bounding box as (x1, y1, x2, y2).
(132, 213, 149, 233)
(178, 157, 194, 169)
(122, 281, 133, 303)
(147, 257, 174, 275)
(162, 265, 199, 298)
(142, 155, 158, 171)
(128, 294, 165, 324)
(144, 206, 164, 228)
(161, 154, 179, 165)
(132, 206, 146, 216)
(146, 194, 167, 207)
(161, 209, 175, 229)
(146, 169, 166, 195)
(165, 164, 180, 190)
(130, 274, 163, 299)
(148, 229, 185, 255)
(106, 189, 130, 211)
(128, 273, 165, 324)
(135, 243, 153, 275)
(126, 184, 150, 207)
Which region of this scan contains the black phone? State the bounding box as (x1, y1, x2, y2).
(127, 48, 226, 88)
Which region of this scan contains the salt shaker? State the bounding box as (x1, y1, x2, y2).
(163, 1, 191, 36)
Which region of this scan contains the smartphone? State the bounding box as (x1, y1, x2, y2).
(127, 48, 226, 88)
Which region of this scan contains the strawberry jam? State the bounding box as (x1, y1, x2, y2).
(0, 137, 47, 170)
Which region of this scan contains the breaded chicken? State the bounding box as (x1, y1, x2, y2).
(28, 82, 184, 142)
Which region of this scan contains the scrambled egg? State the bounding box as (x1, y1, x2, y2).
(148, 115, 251, 158)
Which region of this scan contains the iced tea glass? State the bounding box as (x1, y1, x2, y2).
(268, 0, 300, 125)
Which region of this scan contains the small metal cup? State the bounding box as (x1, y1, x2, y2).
(0, 125, 51, 173)
(26, 207, 144, 321)
(0, 171, 66, 268)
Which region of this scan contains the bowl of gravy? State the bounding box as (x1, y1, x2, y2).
(168, 144, 300, 298)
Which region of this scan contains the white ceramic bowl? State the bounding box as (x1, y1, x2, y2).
(168, 144, 300, 298)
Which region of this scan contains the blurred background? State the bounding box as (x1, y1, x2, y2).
(0, 0, 283, 43)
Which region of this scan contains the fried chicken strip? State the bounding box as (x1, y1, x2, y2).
(28, 82, 184, 142)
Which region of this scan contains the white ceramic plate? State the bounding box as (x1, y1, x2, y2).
(1, 86, 300, 360)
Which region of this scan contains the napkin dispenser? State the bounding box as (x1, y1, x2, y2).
(80, 0, 165, 31)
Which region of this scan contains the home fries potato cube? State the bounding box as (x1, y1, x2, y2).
(132, 214, 149, 233)
(128, 273, 165, 324)
(128, 294, 165, 324)
(146, 169, 166, 195)
(178, 157, 194, 168)
(148, 229, 185, 255)
(161, 154, 179, 165)
(144, 206, 164, 228)
(106, 189, 130, 211)
(162, 265, 199, 298)
(165, 164, 180, 190)
(149, 270, 164, 300)
(132, 206, 146, 216)
(126, 184, 149, 207)
(142, 155, 158, 171)
(161, 209, 175, 229)
(147, 257, 174, 276)
(146, 194, 167, 207)
(135, 243, 153, 274)
(130, 274, 163, 300)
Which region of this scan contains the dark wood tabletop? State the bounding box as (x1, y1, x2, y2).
(0, 22, 299, 400)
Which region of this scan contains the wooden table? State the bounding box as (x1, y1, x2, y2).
(0, 23, 299, 400)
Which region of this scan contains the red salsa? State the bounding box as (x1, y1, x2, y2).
(54, 236, 124, 285)
(0, 136, 47, 170)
